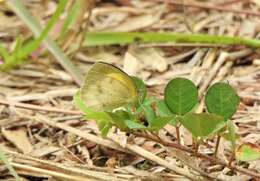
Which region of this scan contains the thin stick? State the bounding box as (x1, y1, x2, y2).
(228, 152, 235, 168)
(35, 115, 129, 153)
(12, 163, 91, 181)
(0, 100, 81, 115)
(216, 0, 250, 6)
(134, 132, 260, 179)
(35, 116, 201, 180)
(151, 0, 260, 17)
(198, 52, 229, 98)
(2, 103, 260, 178)
(125, 144, 200, 180)
(188, 0, 251, 14)
(214, 135, 221, 157)
(176, 125, 181, 144)
(194, 140, 199, 156)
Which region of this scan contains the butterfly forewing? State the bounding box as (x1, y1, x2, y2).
(81, 62, 138, 111)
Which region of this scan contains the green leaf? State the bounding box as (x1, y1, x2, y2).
(205, 82, 239, 120)
(124, 119, 146, 129)
(73, 90, 93, 115)
(132, 76, 147, 104)
(155, 100, 177, 126)
(227, 120, 236, 150)
(0, 147, 20, 181)
(12, 36, 23, 63)
(0, 43, 9, 60)
(74, 90, 111, 121)
(148, 116, 174, 131)
(74, 90, 114, 137)
(179, 113, 226, 138)
(107, 110, 129, 130)
(135, 96, 156, 115)
(156, 100, 172, 116)
(220, 126, 239, 142)
(100, 122, 112, 138)
(235, 143, 260, 161)
(143, 105, 156, 124)
(164, 78, 198, 115)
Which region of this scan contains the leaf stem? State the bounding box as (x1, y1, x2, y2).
(176, 124, 181, 144)
(228, 151, 235, 167)
(214, 135, 221, 157)
(194, 139, 200, 156)
(133, 132, 260, 179)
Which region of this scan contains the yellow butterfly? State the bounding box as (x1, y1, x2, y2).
(80, 62, 138, 112)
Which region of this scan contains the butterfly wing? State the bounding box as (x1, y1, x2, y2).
(80, 62, 138, 112)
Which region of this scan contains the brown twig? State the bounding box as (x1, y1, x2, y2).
(194, 140, 199, 156)
(216, 0, 250, 6)
(0, 100, 81, 115)
(2, 101, 259, 178)
(228, 152, 235, 168)
(189, 0, 251, 14)
(214, 135, 221, 157)
(133, 132, 260, 179)
(175, 125, 181, 144)
(150, 0, 260, 17)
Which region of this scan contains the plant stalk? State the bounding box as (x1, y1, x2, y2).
(214, 135, 221, 157)
(176, 125, 181, 144)
(228, 151, 235, 167)
(194, 140, 200, 156)
(133, 132, 260, 179)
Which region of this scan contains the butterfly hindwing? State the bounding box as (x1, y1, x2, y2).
(80, 62, 138, 111)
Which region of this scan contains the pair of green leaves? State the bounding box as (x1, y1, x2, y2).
(74, 76, 175, 137)
(164, 78, 239, 139)
(163, 78, 260, 162)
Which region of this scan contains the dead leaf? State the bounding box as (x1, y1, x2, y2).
(239, 20, 256, 38)
(105, 157, 118, 168)
(108, 128, 127, 148)
(105, 13, 160, 32)
(129, 47, 168, 72)
(123, 51, 139, 75)
(2, 128, 33, 154)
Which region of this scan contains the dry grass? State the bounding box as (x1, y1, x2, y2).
(0, 0, 259, 180)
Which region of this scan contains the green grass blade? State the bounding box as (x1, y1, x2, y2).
(19, 0, 68, 59)
(59, 1, 79, 39)
(0, 43, 9, 60)
(0, 37, 23, 70)
(12, 36, 22, 62)
(83, 32, 260, 48)
(0, 148, 20, 181)
(7, 0, 83, 85)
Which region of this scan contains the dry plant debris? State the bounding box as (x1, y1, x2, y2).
(0, 0, 260, 181)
